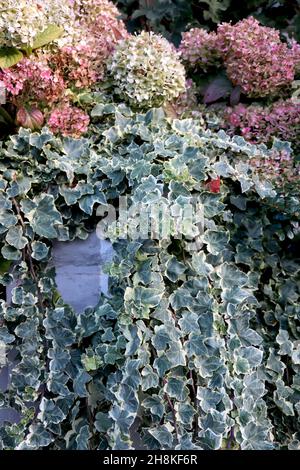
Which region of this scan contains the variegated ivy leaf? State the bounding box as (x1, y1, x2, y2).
(0, 326, 15, 343)
(31, 241, 49, 261)
(148, 424, 174, 449)
(165, 256, 186, 282)
(5, 225, 28, 250)
(165, 377, 189, 401)
(217, 262, 248, 288)
(141, 365, 159, 391)
(1, 244, 22, 260)
(37, 398, 66, 426)
(175, 402, 195, 427)
(240, 422, 274, 450)
(124, 286, 164, 318)
(202, 229, 230, 255)
(0, 210, 18, 228)
(24, 194, 63, 238)
(191, 251, 213, 276)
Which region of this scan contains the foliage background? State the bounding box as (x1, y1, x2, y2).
(114, 0, 300, 44)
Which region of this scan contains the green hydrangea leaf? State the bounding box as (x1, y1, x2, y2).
(0, 47, 23, 68)
(32, 25, 64, 49)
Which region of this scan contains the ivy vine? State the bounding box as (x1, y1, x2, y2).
(0, 102, 299, 450)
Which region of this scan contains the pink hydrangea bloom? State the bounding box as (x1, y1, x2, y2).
(55, 0, 128, 84)
(0, 57, 65, 107)
(49, 44, 98, 89)
(179, 28, 221, 71)
(250, 148, 300, 189)
(80, 1, 128, 77)
(216, 17, 299, 97)
(47, 103, 90, 137)
(223, 99, 300, 150)
(291, 39, 300, 73)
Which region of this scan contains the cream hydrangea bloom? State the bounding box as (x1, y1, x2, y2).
(108, 31, 186, 109)
(56, 0, 127, 49)
(72, 0, 122, 26)
(0, 0, 76, 48)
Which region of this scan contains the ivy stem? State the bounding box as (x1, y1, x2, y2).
(164, 390, 179, 444)
(189, 370, 197, 400)
(85, 397, 95, 448)
(189, 370, 199, 438)
(12, 197, 44, 311)
(226, 426, 235, 449)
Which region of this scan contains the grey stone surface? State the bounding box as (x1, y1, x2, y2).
(50, 232, 113, 313)
(6, 231, 114, 313)
(0, 407, 21, 426)
(0, 365, 10, 393)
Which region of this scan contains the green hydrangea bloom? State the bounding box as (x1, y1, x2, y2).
(108, 31, 186, 109)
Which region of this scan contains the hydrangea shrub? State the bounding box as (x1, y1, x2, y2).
(0, 0, 128, 138)
(178, 16, 300, 154)
(179, 17, 300, 98)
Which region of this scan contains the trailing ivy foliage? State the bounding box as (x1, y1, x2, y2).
(0, 104, 299, 450)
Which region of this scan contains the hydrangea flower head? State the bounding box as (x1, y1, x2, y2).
(179, 28, 221, 71)
(48, 103, 90, 137)
(72, 0, 124, 29)
(217, 17, 299, 97)
(0, 0, 75, 48)
(224, 99, 300, 151)
(49, 44, 98, 89)
(0, 57, 66, 107)
(108, 31, 186, 109)
(57, 0, 128, 81)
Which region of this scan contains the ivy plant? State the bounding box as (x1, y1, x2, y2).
(0, 104, 299, 450)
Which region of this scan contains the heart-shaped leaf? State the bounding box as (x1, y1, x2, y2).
(6, 225, 28, 250)
(0, 47, 23, 69)
(203, 75, 233, 104)
(32, 24, 64, 49)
